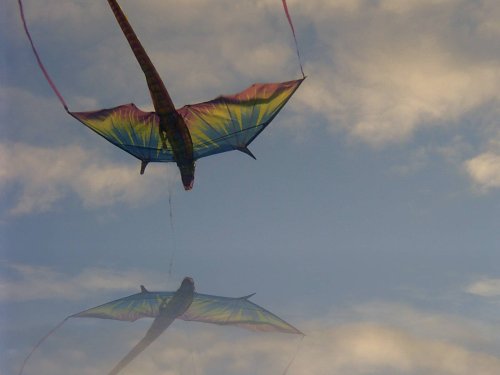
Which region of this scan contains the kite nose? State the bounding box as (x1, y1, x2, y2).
(179, 162, 195, 191)
(181, 171, 194, 190)
(183, 179, 194, 191)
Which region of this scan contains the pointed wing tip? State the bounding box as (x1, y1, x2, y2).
(295, 328, 305, 335)
(240, 293, 256, 300)
(140, 161, 148, 175)
(236, 146, 257, 160)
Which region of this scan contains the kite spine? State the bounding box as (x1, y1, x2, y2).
(281, 0, 305, 78)
(18, 0, 69, 111)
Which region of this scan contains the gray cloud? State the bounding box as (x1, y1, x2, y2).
(464, 152, 500, 192)
(9, 0, 500, 211)
(15, 305, 500, 375)
(0, 263, 169, 302)
(6, 263, 500, 374)
(13, 0, 500, 136)
(0, 142, 174, 215)
(292, 0, 500, 145)
(466, 277, 500, 297)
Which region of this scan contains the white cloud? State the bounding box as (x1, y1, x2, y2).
(464, 152, 500, 192)
(11, 0, 500, 146)
(0, 263, 169, 302)
(466, 277, 500, 297)
(9, 0, 500, 197)
(0, 142, 174, 215)
(291, 0, 500, 146)
(16, 308, 500, 375)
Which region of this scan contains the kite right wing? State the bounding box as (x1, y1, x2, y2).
(177, 79, 304, 160)
(179, 293, 302, 335)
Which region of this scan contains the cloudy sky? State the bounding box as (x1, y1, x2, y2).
(2, 0, 500, 374)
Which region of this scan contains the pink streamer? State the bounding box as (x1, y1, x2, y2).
(18, 0, 69, 111)
(282, 0, 305, 78)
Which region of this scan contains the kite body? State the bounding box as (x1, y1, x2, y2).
(19, 277, 302, 375)
(106, 277, 194, 375)
(69, 0, 304, 190)
(105, 0, 195, 189)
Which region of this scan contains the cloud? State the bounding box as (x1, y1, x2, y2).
(8, 0, 500, 197)
(0, 142, 174, 215)
(464, 153, 500, 192)
(291, 0, 500, 146)
(14, 306, 500, 375)
(10, 1, 500, 145)
(466, 277, 500, 297)
(0, 263, 169, 302)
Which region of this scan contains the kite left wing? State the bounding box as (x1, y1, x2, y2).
(70, 104, 175, 164)
(72, 291, 175, 322)
(178, 79, 304, 160)
(72, 291, 301, 334)
(71, 78, 303, 166)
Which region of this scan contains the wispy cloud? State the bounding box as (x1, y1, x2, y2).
(10, 0, 500, 194)
(464, 153, 500, 192)
(0, 142, 174, 215)
(77, 0, 500, 148)
(14, 305, 500, 375)
(466, 277, 500, 297)
(0, 263, 168, 301)
(293, 0, 500, 146)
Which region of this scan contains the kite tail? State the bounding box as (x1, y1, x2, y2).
(17, 0, 69, 111)
(18, 317, 69, 375)
(281, 334, 304, 375)
(108, 336, 154, 375)
(281, 0, 305, 79)
(108, 314, 176, 375)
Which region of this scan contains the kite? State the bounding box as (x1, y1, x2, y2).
(19, 0, 305, 190)
(19, 277, 302, 375)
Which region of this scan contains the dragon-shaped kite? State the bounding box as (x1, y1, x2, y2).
(19, 277, 302, 375)
(19, 0, 305, 190)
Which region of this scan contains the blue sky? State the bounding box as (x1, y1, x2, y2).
(2, 0, 500, 374)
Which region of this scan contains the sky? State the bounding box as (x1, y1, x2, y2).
(1, 0, 500, 374)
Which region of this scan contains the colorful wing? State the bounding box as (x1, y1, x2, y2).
(70, 104, 175, 162)
(179, 293, 302, 334)
(71, 292, 175, 322)
(177, 79, 304, 160)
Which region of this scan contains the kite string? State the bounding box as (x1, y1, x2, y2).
(18, 0, 69, 111)
(281, 0, 305, 78)
(167, 185, 177, 280)
(18, 317, 69, 375)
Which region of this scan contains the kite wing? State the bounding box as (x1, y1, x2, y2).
(177, 79, 304, 160)
(71, 291, 301, 334)
(70, 78, 303, 164)
(70, 104, 175, 163)
(179, 293, 302, 334)
(71, 291, 175, 322)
